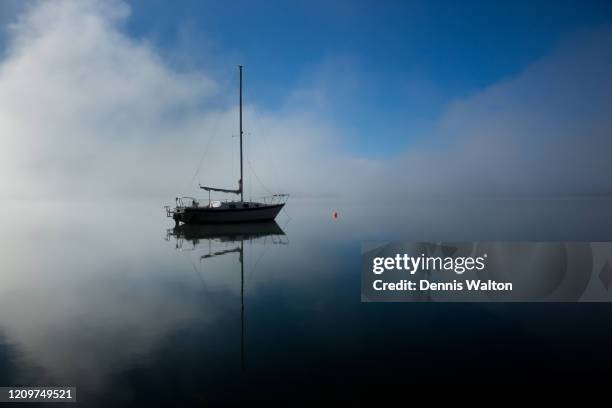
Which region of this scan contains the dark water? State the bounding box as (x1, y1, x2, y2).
(1, 198, 612, 405)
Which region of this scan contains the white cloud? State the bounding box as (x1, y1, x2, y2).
(0, 0, 611, 204)
(382, 27, 612, 198)
(0, 0, 363, 201)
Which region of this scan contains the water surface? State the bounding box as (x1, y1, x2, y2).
(1, 198, 611, 404)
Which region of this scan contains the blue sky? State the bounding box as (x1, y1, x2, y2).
(1, 0, 612, 199)
(122, 0, 612, 154)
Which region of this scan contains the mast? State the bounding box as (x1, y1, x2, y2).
(198, 65, 246, 198)
(239, 65, 244, 202)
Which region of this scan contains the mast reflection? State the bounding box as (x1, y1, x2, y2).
(166, 221, 287, 371)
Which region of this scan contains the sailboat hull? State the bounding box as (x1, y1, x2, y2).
(175, 203, 284, 224)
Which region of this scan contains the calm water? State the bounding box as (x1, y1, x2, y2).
(1, 198, 612, 405)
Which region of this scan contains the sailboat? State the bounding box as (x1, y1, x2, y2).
(166, 65, 288, 225)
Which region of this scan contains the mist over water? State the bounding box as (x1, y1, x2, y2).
(0, 198, 611, 404)
(0, 0, 611, 403)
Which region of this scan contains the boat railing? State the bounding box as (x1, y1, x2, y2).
(256, 194, 290, 205)
(169, 196, 201, 211)
(169, 194, 289, 211)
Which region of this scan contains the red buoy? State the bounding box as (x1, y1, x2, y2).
(332, 211, 338, 219)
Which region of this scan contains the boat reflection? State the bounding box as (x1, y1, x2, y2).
(166, 221, 287, 371)
(167, 221, 287, 250)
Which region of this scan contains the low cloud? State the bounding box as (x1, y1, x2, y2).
(0, 0, 611, 201)
(0, 0, 356, 200)
(381, 27, 612, 198)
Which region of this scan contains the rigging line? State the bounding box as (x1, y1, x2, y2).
(232, 124, 237, 185)
(246, 141, 253, 200)
(244, 138, 250, 199)
(244, 81, 281, 195)
(189, 116, 221, 190)
(245, 154, 273, 195)
(252, 114, 282, 192)
(242, 127, 250, 199)
(247, 242, 271, 287)
(281, 216, 292, 231)
(281, 204, 292, 221)
(190, 255, 207, 289)
(178, 249, 208, 290)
